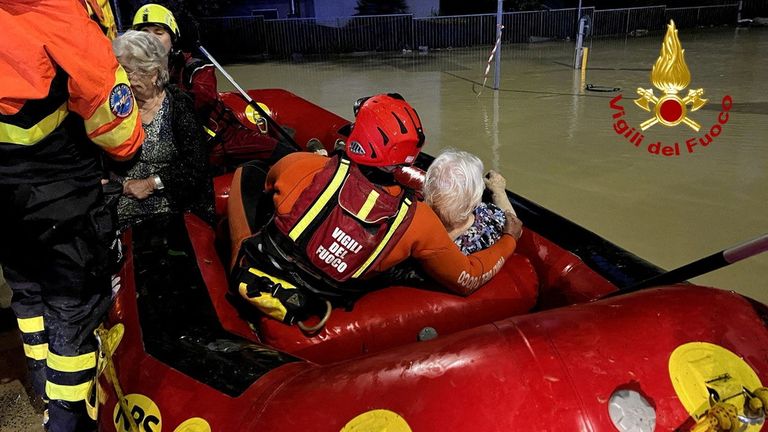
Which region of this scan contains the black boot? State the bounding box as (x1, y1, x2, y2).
(46, 400, 96, 432)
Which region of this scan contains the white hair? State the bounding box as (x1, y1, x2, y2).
(424, 149, 485, 229)
(112, 30, 169, 88)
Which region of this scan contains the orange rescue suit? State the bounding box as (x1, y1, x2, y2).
(230, 152, 518, 295)
(0, 0, 144, 183)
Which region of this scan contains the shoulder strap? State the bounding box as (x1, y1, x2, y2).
(350, 194, 414, 279)
(287, 155, 350, 243)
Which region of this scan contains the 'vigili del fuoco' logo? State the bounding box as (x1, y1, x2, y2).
(609, 20, 733, 157)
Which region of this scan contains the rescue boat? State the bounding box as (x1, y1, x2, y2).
(97, 89, 768, 432)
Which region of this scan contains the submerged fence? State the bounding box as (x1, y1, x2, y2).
(195, 3, 747, 60)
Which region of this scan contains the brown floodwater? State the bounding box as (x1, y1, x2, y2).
(219, 26, 768, 303)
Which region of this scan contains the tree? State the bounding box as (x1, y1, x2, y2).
(355, 0, 409, 15)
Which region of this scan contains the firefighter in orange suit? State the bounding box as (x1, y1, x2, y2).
(132, 3, 295, 167)
(0, 1, 144, 430)
(228, 94, 523, 325)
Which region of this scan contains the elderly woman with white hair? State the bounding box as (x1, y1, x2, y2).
(424, 150, 518, 254)
(109, 30, 214, 229)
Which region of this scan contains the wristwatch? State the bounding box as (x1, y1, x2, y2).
(151, 174, 164, 191)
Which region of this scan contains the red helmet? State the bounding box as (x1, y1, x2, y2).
(346, 93, 425, 167)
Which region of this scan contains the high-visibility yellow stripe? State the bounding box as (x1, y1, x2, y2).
(203, 126, 216, 137)
(86, 0, 118, 40)
(84, 67, 130, 136)
(352, 198, 411, 278)
(88, 103, 139, 150)
(47, 351, 97, 373)
(356, 190, 380, 221)
(17, 316, 45, 334)
(0, 103, 68, 146)
(45, 381, 91, 402)
(23, 343, 49, 361)
(288, 159, 350, 241)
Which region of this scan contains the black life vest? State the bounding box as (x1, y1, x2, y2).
(273, 155, 416, 284)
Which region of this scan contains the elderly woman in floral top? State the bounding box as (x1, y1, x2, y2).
(109, 30, 214, 229)
(424, 150, 517, 254)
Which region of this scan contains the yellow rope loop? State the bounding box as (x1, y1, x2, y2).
(297, 300, 332, 334)
(90, 324, 140, 432)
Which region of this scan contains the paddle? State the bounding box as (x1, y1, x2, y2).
(197, 44, 301, 151)
(610, 233, 768, 296)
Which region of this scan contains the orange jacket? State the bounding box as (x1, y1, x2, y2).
(0, 0, 143, 182)
(230, 152, 518, 295)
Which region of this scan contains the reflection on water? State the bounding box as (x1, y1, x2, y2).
(221, 27, 768, 303)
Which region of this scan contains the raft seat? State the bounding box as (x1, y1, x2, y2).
(258, 253, 538, 364)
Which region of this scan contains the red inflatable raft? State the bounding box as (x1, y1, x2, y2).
(96, 90, 768, 432)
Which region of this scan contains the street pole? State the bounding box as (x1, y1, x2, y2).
(494, 0, 503, 90)
(574, 0, 583, 69)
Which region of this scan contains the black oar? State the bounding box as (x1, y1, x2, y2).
(197, 44, 301, 151)
(610, 233, 768, 296)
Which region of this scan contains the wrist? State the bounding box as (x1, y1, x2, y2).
(151, 174, 164, 191)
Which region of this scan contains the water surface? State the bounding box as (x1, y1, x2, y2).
(220, 27, 768, 303)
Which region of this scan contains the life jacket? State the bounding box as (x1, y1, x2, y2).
(274, 155, 416, 284)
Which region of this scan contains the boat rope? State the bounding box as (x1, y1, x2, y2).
(297, 300, 333, 333)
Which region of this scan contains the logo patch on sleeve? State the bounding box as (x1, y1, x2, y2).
(109, 84, 134, 118)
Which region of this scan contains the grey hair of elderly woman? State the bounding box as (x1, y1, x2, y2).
(424, 150, 485, 229)
(112, 30, 169, 88)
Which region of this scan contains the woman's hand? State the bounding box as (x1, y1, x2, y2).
(484, 170, 506, 194)
(123, 178, 155, 200)
(503, 211, 523, 240)
(486, 170, 518, 217)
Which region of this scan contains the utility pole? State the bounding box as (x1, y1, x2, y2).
(574, 0, 584, 69)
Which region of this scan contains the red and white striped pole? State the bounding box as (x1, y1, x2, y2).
(478, 24, 504, 96)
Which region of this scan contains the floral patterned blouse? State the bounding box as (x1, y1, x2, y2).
(115, 96, 174, 229)
(454, 202, 506, 255)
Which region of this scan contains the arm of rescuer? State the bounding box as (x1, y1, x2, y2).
(379, 202, 523, 296)
(185, 59, 218, 116)
(47, 4, 144, 160)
